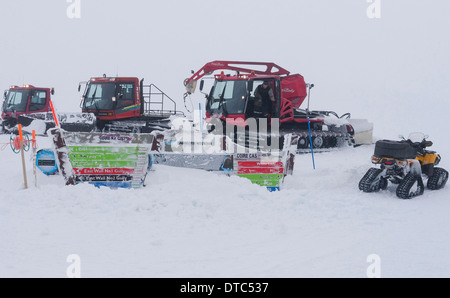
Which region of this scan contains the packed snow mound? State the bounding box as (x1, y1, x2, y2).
(321, 114, 351, 127)
(0, 134, 449, 277)
(22, 119, 47, 135)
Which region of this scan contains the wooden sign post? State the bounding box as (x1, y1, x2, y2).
(32, 130, 37, 187)
(18, 124, 28, 189)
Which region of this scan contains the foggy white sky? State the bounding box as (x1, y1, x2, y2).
(1, 0, 449, 137)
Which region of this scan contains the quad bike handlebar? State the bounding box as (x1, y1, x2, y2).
(406, 139, 433, 151)
(423, 140, 433, 147)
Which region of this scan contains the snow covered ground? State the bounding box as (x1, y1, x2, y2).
(1, 0, 449, 279)
(1, 131, 449, 278)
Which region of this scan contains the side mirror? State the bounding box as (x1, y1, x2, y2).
(247, 81, 254, 92)
(51, 88, 55, 95)
(3, 91, 7, 99)
(78, 84, 81, 92)
(199, 80, 204, 91)
(185, 79, 197, 95)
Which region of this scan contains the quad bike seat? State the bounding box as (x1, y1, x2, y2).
(374, 140, 418, 160)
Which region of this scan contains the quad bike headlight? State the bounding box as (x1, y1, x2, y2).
(435, 154, 441, 165)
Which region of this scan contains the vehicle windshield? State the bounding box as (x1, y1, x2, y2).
(408, 132, 426, 143)
(83, 83, 116, 110)
(206, 80, 247, 115)
(3, 90, 31, 112)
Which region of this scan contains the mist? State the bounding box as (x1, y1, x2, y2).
(1, 0, 449, 140)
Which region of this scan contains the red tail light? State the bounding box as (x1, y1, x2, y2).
(346, 125, 354, 135)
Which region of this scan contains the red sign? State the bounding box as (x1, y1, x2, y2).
(73, 168, 136, 175)
(237, 161, 283, 168)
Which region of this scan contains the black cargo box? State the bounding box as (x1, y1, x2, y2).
(374, 140, 417, 159)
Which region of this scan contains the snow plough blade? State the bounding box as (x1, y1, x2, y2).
(150, 131, 298, 190)
(102, 119, 172, 134)
(15, 112, 174, 135)
(152, 154, 233, 172)
(281, 110, 373, 153)
(17, 112, 97, 135)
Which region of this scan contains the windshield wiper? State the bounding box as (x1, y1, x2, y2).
(5, 93, 16, 111)
(218, 84, 228, 117)
(89, 85, 101, 114)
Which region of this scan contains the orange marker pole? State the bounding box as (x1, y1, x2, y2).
(32, 130, 36, 148)
(49, 100, 59, 127)
(18, 124, 28, 189)
(19, 124, 23, 142)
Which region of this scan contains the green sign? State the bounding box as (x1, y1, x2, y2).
(63, 132, 153, 189)
(233, 154, 287, 191)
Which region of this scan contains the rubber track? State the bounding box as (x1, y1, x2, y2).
(242, 130, 353, 154)
(427, 167, 449, 190)
(359, 168, 383, 193)
(396, 173, 424, 199)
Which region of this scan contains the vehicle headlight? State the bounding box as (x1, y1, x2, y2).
(435, 154, 441, 165)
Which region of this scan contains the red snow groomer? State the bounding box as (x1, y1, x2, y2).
(184, 61, 372, 152)
(3, 84, 96, 135)
(1, 84, 54, 133)
(12, 76, 184, 134)
(78, 76, 184, 133)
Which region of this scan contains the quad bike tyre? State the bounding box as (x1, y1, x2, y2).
(359, 168, 387, 193)
(396, 173, 425, 199)
(427, 167, 449, 190)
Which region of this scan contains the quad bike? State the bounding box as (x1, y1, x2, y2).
(359, 132, 448, 199)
